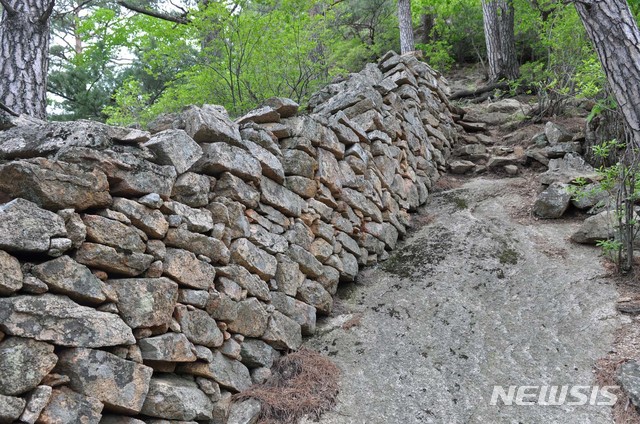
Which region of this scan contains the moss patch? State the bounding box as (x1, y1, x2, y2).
(382, 226, 455, 278)
(498, 247, 519, 265)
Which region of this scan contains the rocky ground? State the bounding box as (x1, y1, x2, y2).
(303, 76, 640, 423)
(304, 174, 624, 423)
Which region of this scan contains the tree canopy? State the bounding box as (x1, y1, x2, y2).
(1, 0, 636, 126)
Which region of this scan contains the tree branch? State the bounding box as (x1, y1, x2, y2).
(39, 0, 55, 23)
(0, 0, 17, 16)
(0, 102, 19, 117)
(117, 1, 190, 24)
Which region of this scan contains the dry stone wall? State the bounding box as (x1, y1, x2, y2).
(0, 51, 457, 423)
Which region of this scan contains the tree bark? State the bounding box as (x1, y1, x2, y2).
(397, 0, 414, 54)
(573, 0, 640, 147)
(0, 0, 54, 119)
(482, 0, 518, 82)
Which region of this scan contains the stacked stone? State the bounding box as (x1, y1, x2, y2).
(0, 51, 455, 423)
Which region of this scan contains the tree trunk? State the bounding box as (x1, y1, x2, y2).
(418, 13, 434, 45)
(482, 0, 518, 82)
(574, 0, 640, 148)
(0, 0, 54, 119)
(397, 0, 414, 54)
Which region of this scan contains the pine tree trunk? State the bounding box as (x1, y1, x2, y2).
(574, 0, 640, 147)
(398, 0, 414, 54)
(482, 0, 518, 82)
(0, 0, 53, 119)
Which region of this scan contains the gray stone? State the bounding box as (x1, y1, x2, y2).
(260, 176, 306, 217)
(216, 265, 271, 302)
(220, 337, 242, 360)
(341, 188, 383, 222)
(0, 294, 135, 347)
(19, 385, 52, 424)
(236, 106, 280, 125)
(0, 337, 57, 396)
(270, 292, 316, 336)
(317, 148, 343, 195)
(57, 209, 87, 249)
(228, 298, 270, 338)
(174, 304, 224, 348)
(59, 148, 177, 200)
(183, 104, 241, 144)
(262, 310, 303, 350)
(193, 142, 262, 183)
(240, 124, 283, 154)
(83, 214, 146, 252)
(177, 289, 210, 308)
(545, 142, 582, 158)
(55, 348, 153, 414)
(0, 118, 108, 156)
(275, 254, 304, 296)
(99, 415, 146, 424)
(545, 121, 573, 145)
(163, 248, 216, 290)
(0, 199, 67, 253)
(0, 394, 25, 422)
(178, 350, 252, 392)
(262, 97, 299, 118)
(282, 149, 317, 178)
(240, 338, 276, 369)
(230, 238, 278, 281)
(172, 172, 210, 207)
(161, 201, 214, 233)
(617, 360, 640, 410)
(141, 375, 213, 421)
(297, 280, 333, 315)
(107, 277, 178, 329)
(112, 197, 169, 239)
(138, 333, 197, 362)
(285, 175, 318, 199)
(37, 387, 103, 424)
(142, 129, 203, 174)
(539, 153, 598, 185)
(240, 139, 285, 184)
(251, 367, 271, 385)
(287, 244, 324, 278)
(75, 243, 154, 276)
(449, 160, 476, 174)
(14, 276, 46, 294)
(571, 211, 616, 244)
(0, 250, 22, 295)
(164, 228, 230, 265)
(310, 238, 333, 262)
(227, 398, 261, 424)
(364, 221, 399, 250)
(248, 224, 288, 255)
(214, 172, 261, 208)
(206, 292, 240, 322)
(533, 182, 572, 219)
(0, 158, 111, 211)
(340, 251, 359, 281)
(138, 193, 164, 209)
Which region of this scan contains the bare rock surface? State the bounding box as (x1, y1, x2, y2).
(306, 177, 620, 424)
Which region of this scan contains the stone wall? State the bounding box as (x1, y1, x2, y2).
(0, 51, 457, 423)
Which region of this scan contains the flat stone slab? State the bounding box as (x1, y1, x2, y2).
(305, 178, 620, 424)
(0, 294, 135, 347)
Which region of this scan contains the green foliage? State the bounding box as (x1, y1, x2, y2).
(102, 77, 153, 126)
(570, 138, 640, 272)
(416, 41, 454, 71)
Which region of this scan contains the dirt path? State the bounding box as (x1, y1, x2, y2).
(303, 175, 625, 424)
